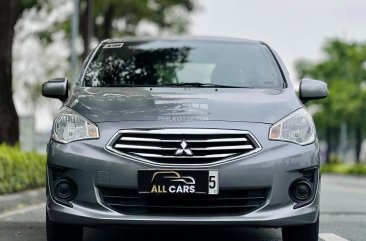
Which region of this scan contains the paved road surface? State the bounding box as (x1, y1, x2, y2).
(0, 175, 365, 241)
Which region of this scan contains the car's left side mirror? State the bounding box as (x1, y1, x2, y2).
(42, 78, 69, 102)
(299, 79, 328, 103)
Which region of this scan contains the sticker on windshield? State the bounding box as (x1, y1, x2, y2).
(103, 43, 124, 49)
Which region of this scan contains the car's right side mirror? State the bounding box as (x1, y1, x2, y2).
(299, 79, 328, 103)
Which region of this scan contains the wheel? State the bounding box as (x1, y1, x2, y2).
(46, 212, 83, 241)
(282, 216, 319, 241)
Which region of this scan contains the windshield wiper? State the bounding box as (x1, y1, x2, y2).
(162, 82, 254, 88)
(102, 84, 157, 87)
(98, 83, 255, 88)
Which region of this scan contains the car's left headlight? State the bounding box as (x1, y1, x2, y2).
(269, 108, 315, 145)
(53, 107, 99, 143)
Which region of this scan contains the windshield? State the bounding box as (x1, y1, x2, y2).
(81, 40, 285, 88)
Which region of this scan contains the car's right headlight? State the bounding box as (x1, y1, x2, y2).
(269, 108, 316, 145)
(53, 107, 99, 143)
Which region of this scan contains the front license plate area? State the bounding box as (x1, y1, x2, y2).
(138, 170, 219, 195)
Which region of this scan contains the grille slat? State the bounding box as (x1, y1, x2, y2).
(187, 137, 248, 142)
(107, 129, 261, 165)
(120, 137, 181, 142)
(130, 153, 237, 158)
(114, 144, 177, 151)
(99, 188, 269, 216)
(190, 145, 253, 151)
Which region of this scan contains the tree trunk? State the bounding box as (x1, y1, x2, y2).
(355, 125, 362, 164)
(0, 0, 19, 145)
(81, 0, 94, 60)
(103, 5, 113, 39)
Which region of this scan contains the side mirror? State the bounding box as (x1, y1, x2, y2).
(299, 79, 328, 103)
(42, 78, 69, 101)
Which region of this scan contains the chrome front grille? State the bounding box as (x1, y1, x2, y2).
(106, 129, 261, 165)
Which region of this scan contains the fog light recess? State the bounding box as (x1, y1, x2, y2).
(293, 180, 312, 201)
(54, 179, 76, 200)
(289, 179, 313, 203)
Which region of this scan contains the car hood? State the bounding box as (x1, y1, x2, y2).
(66, 87, 303, 124)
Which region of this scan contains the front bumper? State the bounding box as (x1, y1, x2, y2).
(46, 121, 320, 228)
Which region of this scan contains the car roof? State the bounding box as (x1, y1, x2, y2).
(102, 36, 265, 45)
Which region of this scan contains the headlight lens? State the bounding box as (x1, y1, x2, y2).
(269, 108, 315, 145)
(53, 107, 99, 143)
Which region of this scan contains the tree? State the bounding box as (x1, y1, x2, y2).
(80, 0, 94, 59)
(0, 0, 197, 145)
(0, 0, 39, 145)
(0, 1, 18, 145)
(296, 39, 366, 163)
(80, 0, 196, 57)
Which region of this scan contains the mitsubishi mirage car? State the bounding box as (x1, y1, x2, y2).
(42, 37, 328, 241)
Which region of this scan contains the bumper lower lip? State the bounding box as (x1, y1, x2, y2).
(47, 190, 319, 228)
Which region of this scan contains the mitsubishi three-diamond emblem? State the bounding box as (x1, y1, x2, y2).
(175, 140, 193, 156)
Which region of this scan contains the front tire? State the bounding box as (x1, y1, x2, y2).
(46, 212, 83, 241)
(282, 216, 319, 241)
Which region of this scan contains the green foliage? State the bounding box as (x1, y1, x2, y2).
(19, 0, 40, 14)
(0, 144, 46, 194)
(296, 39, 366, 128)
(328, 154, 343, 164)
(296, 39, 366, 162)
(321, 163, 366, 176)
